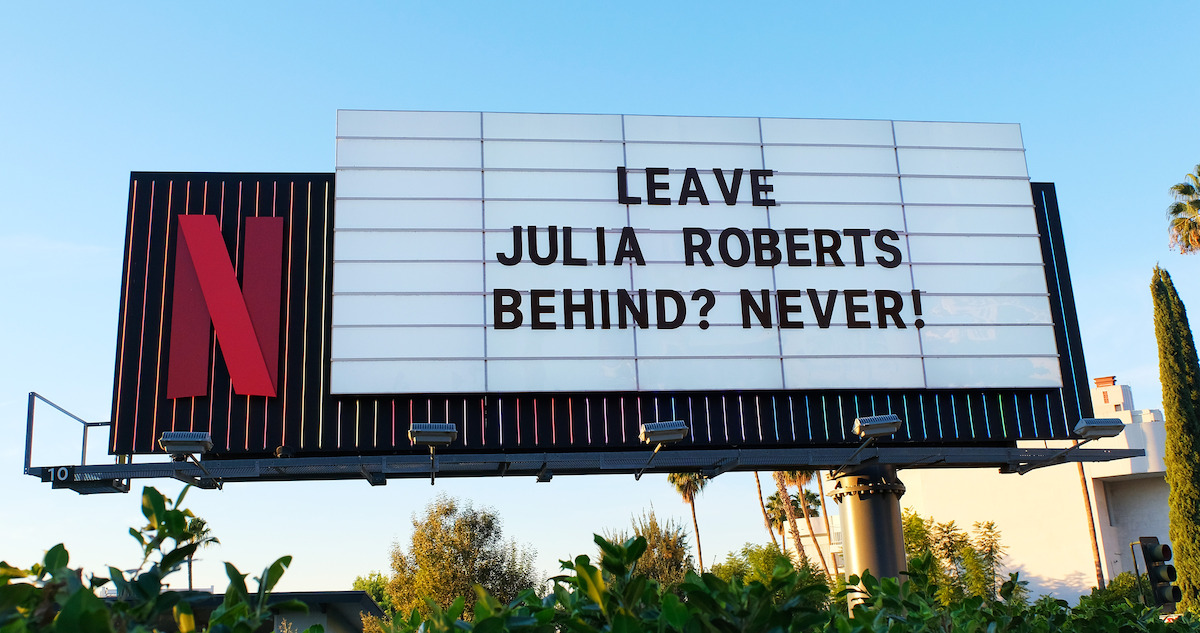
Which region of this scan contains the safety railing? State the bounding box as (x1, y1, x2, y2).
(25, 392, 113, 474)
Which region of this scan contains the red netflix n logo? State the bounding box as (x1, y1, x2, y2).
(166, 215, 283, 398)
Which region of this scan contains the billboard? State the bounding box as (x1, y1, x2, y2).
(109, 112, 1091, 458)
(333, 112, 1059, 395)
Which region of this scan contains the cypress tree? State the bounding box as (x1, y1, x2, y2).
(1151, 266, 1200, 611)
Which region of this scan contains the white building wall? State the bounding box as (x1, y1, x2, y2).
(783, 512, 844, 573)
(901, 461, 1100, 598)
(1096, 475, 1170, 576)
(899, 376, 1169, 601)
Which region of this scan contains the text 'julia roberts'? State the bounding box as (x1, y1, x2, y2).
(495, 226, 903, 268)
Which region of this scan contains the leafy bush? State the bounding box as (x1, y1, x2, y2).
(7, 487, 1200, 633)
(902, 509, 1024, 605)
(365, 534, 1200, 633)
(709, 541, 825, 588)
(1085, 571, 1152, 608)
(0, 486, 318, 633)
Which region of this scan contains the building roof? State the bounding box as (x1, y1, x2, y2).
(133, 590, 385, 632)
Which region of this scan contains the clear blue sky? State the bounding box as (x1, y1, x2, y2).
(3, 2, 1198, 593)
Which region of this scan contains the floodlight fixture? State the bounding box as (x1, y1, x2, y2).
(852, 414, 904, 439)
(408, 423, 458, 485)
(157, 431, 221, 490)
(536, 464, 553, 483)
(1074, 418, 1125, 440)
(635, 420, 689, 481)
(639, 420, 689, 444)
(830, 413, 903, 478)
(158, 431, 214, 459)
(1015, 417, 1127, 474)
(407, 423, 458, 446)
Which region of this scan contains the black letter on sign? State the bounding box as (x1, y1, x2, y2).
(646, 167, 671, 205)
(683, 228, 714, 266)
(778, 289, 804, 328)
(843, 228, 871, 266)
(494, 289, 523, 329)
(595, 227, 607, 266)
(562, 227, 586, 266)
(741, 289, 772, 328)
(719, 228, 751, 267)
(656, 290, 686, 329)
(530, 289, 556, 330)
(563, 289, 595, 329)
(814, 229, 843, 266)
(529, 226, 559, 265)
(808, 289, 838, 328)
(785, 228, 811, 266)
(618, 289, 649, 329)
(752, 228, 781, 266)
(678, 168, 709, 205)
(875, 229, 902, 268)
(614, 226, 646, 265)
(750, 169, 776, 207)
(714, 168, 743, 205)
(617, 167, 641, 204)
(496, 226, 522, 265)
(875, 290, 904, 328)
(844, 289, 870, 329)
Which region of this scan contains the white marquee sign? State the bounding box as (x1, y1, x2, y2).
(331, 111, 1060, 394)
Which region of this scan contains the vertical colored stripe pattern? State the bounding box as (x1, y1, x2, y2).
(111, 174, 1088, 457)
(111, 173, 334, 454)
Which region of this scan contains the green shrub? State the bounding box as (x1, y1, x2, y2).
(1085, 571, 1152, 608)
(366, 536, 1200, 633)
(0, 486, 318, 633)
(709, 542, 807, 586)
(7, 488, 1200, 633)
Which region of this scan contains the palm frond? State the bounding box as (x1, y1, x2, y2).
(1167, 168, 1200, 254)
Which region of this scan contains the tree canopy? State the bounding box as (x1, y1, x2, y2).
(604, 510, 694, 589)
(902, 509, 1015, 605)
(710, 542, 797, 585)
(385, 495, 538, 619)
(1151, 266, 1200, 611)
(353, 570, 394, 616)
(1168, 165, 1200, 253)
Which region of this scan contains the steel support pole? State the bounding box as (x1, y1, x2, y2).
(830, 464, 906, 609)
(25, 392, 36, 474)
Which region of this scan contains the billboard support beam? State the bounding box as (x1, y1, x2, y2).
(830, 464, 907, 611)
(28, 444, 1146, 493)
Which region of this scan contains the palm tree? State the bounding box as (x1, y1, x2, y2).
(765, 491, 789, 550)
(1168, 164, 1200, 253)
(1077, 457, 1105, 589)
(801, 490, 822, 517)
(814, 473, 841, 577)
(668, 472, 708, 573)
(753, 472, 779, 548)
(785, 470, 830, 575)
(183, 517, 218, 591)
(766, 491, 805, 552)
(772, 471, 806, 566)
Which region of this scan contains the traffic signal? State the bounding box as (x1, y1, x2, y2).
(1139, 536, 1181, 607)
